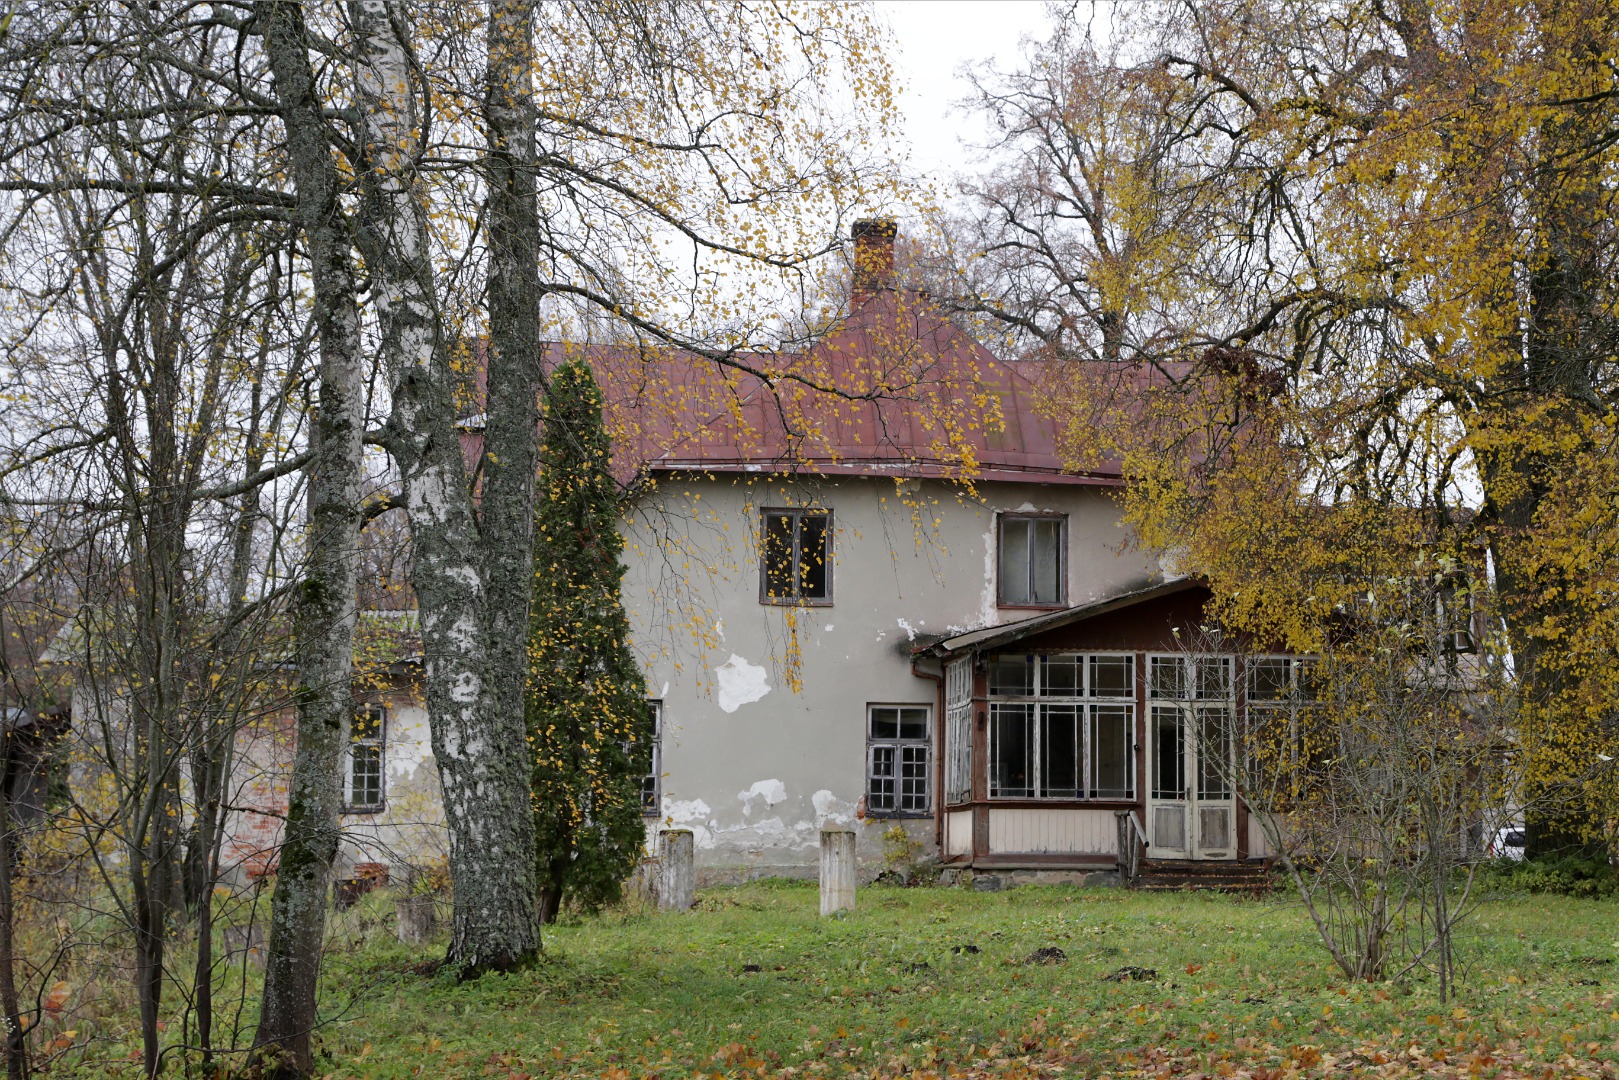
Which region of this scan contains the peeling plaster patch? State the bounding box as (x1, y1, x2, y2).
(812, 789, 856, 826)
(714, 619, 725, 642)
(386, 708, 433, 779)
(659, 682, 670, 699)
(714, 653, 770, 713)
(896, 617, 920, 642)
(662, 797, 712, 824)
(737, 778, 787, 817)
(823, 624, 834, 633)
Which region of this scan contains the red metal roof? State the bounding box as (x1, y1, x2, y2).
(465, 286, 1122, 490)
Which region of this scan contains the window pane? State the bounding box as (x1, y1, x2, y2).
(762, 513, 794, 599)
(352, 745, 382, 807)
(1197, 706, 1232, 800)
(989, 703, 1033, 797)
(1195, 657, 1231, 700)
(353, 705, 382, 743)
(1040, 703, 1081, 798)
(1032, 519, 1062, 603)
(999, 518, 1031, 604)
(638, 701, 660, 814)
(797, 513, 829, 599)
(1090, 704, 1132, 798)
(1296, 659, 1319, 701)
(899, 745, 929, 812)
(870, 707, 899, 740)
(1041, 654, 1080, 696)
(988, 655, 1033, 696)
(1151, 704, 1185, 799)
(1247, 658, 1290, 701)
(1149, 656, 1183, 699)
(869, 745, 895, 812)
(897, 707, 929, 740)
(1089, 655, 1133, 698)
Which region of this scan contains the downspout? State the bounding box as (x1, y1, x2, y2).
(910, 653, 946, 853)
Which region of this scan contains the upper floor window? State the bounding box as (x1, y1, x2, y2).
(760, 508, 831, 604)
(346, 704, 386, 812)
(867, 704, 931, 815)
(998, 515, 1064, 607)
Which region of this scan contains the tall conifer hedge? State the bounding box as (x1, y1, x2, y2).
(527, 359, 650, 923)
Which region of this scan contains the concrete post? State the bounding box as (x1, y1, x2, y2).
(395, 894, 437, 944)
(658, 829, 694, 912)
(819, 827, 857, 915)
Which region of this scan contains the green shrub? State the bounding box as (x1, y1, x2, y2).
(1477, 854, 1618, 897)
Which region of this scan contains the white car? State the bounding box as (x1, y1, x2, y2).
(1489, 826, 1527, 861)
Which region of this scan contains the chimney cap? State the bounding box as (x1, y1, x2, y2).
(851, 218, 898, 239)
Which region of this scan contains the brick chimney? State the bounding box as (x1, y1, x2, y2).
(850, 218, 897, 305)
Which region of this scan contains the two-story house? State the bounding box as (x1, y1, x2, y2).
(230, 221, 1301, 888)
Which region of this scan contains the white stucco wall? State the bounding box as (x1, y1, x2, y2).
(621, 473, 1159, 879)
(336, 695, 448, 878)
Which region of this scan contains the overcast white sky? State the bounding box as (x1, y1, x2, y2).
(873, 1, 1055, 199)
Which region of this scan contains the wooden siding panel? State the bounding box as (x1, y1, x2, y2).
(987, 808, 1118, 854)
(1247, 814, 1272, 858)
(945, 810, 974, 856)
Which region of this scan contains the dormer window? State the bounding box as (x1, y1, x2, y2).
(998, 514, 1065, 607)
(760, 508, 831, 605)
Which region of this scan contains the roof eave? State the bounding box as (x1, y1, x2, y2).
(915, 577, 1208, 658)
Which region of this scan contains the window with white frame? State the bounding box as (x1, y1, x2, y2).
(760, 508, 831, 604)
(944, 659, 973, 805)
(997, 515, 1065, 606)
(986, 653, 1133, 800)
(638, 700, 662, 816)
(1245, 656, 1319, 789)
(867, 705, 930, 815)
(346, 703, 386, 812)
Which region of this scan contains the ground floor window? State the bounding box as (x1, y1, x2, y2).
(638, 701, 661, 816)
(867, 704, 930, 815)
(985, 652, 1135, 801)
(988, 702, 1133, 799)
(346, 704, 386, 812)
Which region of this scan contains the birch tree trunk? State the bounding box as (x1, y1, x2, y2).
(349, 0, 538, 974)
(256, 1, 366, 1071)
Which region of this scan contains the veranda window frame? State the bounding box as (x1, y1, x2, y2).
(985, 652, 1135, 801)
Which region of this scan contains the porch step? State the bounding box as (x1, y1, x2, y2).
(1135, 858, 1274, 894)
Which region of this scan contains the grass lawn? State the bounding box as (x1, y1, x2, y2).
(41, 880, 1619, 1077)
(279, 881, 1619, 1079)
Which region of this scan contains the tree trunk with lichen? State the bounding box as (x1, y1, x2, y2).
(255, 2, 366, 1072)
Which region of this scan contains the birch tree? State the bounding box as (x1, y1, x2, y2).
(320, 0, 906, 975)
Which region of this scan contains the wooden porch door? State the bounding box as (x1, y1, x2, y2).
(1146, 701, 1236, 860)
